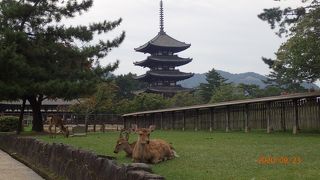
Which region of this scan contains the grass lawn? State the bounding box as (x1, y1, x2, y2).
(36, 130, 320, 180)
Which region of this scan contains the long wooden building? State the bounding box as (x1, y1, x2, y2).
(123, 92, 320, 134)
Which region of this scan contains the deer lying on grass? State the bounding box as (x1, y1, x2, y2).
(47, 115, 69, 138)
(132, 125, 178, 164)
(113, 129, 136, 157)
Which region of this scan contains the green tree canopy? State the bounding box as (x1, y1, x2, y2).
(70, 82, 119, 115)
(238, 84, 263, 98)
(259, 0, 320, 91)
(169, 92, 201, 108)
(0, 0, 125, 131)
(113, 73, 148, 100)
(210, 84, 247, 103)
(133, 93, 169, 112)
(199, 68, 228, 103)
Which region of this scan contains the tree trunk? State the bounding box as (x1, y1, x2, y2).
(28, 96, 43, 132)
(17, 98, 27, 134)
(85, 114, 89, 133)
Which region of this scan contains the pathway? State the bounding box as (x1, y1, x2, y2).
(0, 149, 44, 180)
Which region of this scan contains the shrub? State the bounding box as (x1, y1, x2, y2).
(0, 116, 19, 132)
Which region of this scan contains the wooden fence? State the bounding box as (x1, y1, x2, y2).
(2, 112, 123, 132)
(122, 92, 320, 134)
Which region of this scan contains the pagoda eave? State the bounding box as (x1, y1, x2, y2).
(146, 86, 193, 93)
(134, 57, 192, 67)
(134, 44, 190, 54)
(134, 32, 191, 54)
(135, 72, 194, 82)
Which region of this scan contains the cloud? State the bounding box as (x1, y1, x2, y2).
(63, 0, 304, 76)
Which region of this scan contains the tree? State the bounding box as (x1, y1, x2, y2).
(169, 92, 201, 108)
(262, 57, 307, 92)
(130, 93, 169, 112)
(258, 0, 319, 37)
(70, 82, 119, 115)
(0, 0, 125, 131)
(70, 82, 119, 131)
(113, 73, 148, 100)
(259, 1, 320, 89)
(260, 86, 282, 97)
(238, 83, 263, 98)
(199, 68, 228, 103)
(210, 84, 247, 103)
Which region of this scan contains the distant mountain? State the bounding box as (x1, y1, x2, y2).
(178, 70, 319, 89)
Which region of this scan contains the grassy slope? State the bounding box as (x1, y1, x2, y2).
(37, 131, 320, 180)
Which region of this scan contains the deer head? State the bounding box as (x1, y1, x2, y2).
(132, 125, 156, 145)
(114, 129, 131, 154)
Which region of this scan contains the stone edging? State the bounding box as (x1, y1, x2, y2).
(0, 135, 165, 180)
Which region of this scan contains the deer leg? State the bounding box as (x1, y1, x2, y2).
(151, 154, 162, 164)
(151, 157, 162, 164)
(54, 125, 57, 138)
(132, 158, 140, 163)
(48, 125, 52, 138)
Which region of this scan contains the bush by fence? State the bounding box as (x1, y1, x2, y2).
(0, 116, 19, 132)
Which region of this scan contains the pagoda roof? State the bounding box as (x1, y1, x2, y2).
(135, 32, 191, 54)
(146, 86, 193, 93)
(135, 70, 194, 81)
(134, 55, 192, 67)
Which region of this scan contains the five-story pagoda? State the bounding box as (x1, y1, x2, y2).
(134, 0, 194, 97)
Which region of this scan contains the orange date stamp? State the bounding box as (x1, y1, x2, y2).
(257, 155, 303, 165)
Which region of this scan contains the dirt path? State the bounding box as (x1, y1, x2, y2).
(0, 149, 44, 180)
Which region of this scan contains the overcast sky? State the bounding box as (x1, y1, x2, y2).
(66, 0, 303, 77)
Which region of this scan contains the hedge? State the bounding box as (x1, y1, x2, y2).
(0, 116, 19, 132)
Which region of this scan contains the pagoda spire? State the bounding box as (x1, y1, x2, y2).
(160, 0, 164, 33)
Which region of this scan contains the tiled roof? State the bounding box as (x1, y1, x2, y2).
(135, 32, 191, 53)
(134, 55, 192, 67)
(135, 70, 194, 81)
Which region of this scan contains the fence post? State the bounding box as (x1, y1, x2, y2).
(143, 114, 147, 128)
(171, 111, 175, 130)
(226, 106, 230, 132)
(85, 114, 89, 133)
(267, 102, 271, 133)
(160, 112, 163, 130)
(195, 109, 199, 131)
(293, 99, 299, 135)
(123, 116, 127, 129)
(152, 113, 155, 127)
(318, 97, 320, 129)
(280, 102, 286, 131)
(210, 108, 214, 132)
(244, 104, 249, 133)
(182, 110, 186, 131)
(93, 113, 96, 132)
(135, 115, 138, 127)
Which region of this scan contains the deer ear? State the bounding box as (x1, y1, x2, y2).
(125, 132, 129, 141)
(119, 129, 125, 138)
(131, 124, 138, 132)
(149, 125, 156, 132)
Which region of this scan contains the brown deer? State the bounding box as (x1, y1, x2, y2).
(113, 129, 136, 157)
(132, 125, 177, 164)
(100, 123, 105, 133)
(47, 114, 69, 138)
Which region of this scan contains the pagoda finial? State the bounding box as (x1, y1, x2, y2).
(160, 0, 164, 33)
